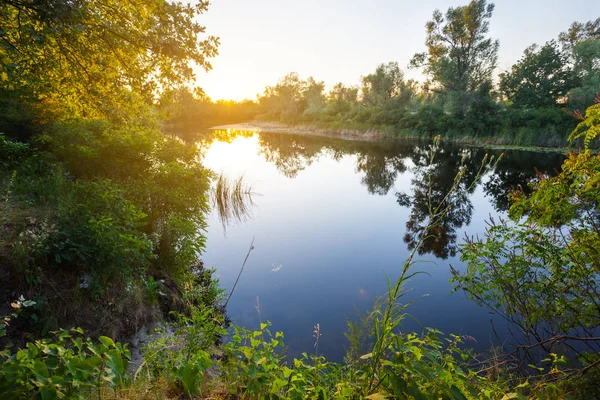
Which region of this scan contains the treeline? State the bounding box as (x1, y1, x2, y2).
(160, 87, 258, 133)
(162, 3, 599, 148)
(250, 5, 599, 147)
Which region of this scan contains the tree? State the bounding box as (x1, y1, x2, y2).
(558, 18, 600, 55)
(326, 83, 358, 116)
(410, 0, 499, 115)
(302, 77, 326, 120)
(258, 73, 309, 122)
(0, 0, 219, 117)
(361, 62, 405, 106)
(567, 39, 600, 111)
(499, 41, 577, 108)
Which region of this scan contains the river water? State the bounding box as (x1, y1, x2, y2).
(198, 129, 565, 361)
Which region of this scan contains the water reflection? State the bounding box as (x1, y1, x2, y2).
(196, 129, 566, 360)
(396, 145, 478, 259)
(198, 129, 563, 259)
(483, 151, 564, 212)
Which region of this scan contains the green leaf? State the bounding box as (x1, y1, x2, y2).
(366, 394, 387, 400)
(450, 385, 468, 400)
(33, 360, 50, 380)
(99, 336, 115, 348)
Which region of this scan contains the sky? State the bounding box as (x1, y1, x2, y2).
(194, 0, 600, 101)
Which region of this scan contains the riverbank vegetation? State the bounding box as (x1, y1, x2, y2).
(1, 0, 599, 398)
(170, 4, 599, 149)
(249, 8, 598, 148)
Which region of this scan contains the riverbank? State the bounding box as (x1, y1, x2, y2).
(210, 121, 570, 153)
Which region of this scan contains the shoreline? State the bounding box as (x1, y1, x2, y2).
(210, 121, 569, 153)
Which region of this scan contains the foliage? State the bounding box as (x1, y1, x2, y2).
(142, 309, 222, 396)
(569, 95, 600, 147)
(0, 0, 218, 117)
(500, 41, 578, 109)
(558, 18, 600, 55)
(361, 62, 416, 109)
(452, 100, 600, 388)
(567, 39, 600, 111)
(220, 322, 354, 399)
(0, 135, 30, 168)
(0, 326, 129, 399)
(410, 0, 498, 115)
(34, 118, 212, 279)
(49, 180, 154, 292)
(159, 87, 259, 135)
(257, 73, 324, 123)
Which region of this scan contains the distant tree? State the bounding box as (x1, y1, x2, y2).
(258, 73, 307, 122)
(361, 62, 404, 106)
(302, 77, 326, 120)
(410, 0, 499, 115)
(499, 41, 577, 108)
(567, 39, 600, 110)
(326, 83, 359, 116)
(558, 18, 600, 55)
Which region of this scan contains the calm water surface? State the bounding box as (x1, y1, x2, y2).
(198, 130, 564, 361)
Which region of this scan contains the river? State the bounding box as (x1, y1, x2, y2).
(197, 129, 565, 361)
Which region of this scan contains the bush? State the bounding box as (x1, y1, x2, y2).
(0, 136, 29, 168)
(0, 326, 130, 399)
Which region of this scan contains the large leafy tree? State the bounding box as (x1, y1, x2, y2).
(258, 73, 308, 122)
(302, 77, 326, 120)
(567, 38, 600, 111)
(556, 19, 600, 111)
(499, 41, 578, 109)
(410, 0, 499, 114)
(326, 82, 358, 115)
(0, 0, 219, 117)
(361, 62, 404, 106)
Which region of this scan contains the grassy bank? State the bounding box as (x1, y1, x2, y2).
(213, 120, 572, 153)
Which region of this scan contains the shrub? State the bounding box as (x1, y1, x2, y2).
(0, 327, 130, 399)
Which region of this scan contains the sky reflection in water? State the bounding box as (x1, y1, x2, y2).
(199, 130, 564, 361)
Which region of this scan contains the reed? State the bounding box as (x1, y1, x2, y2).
(211, 173, 257, 232)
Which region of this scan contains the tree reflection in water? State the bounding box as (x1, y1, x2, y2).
(396, 145, 479, 259)
(196, 129, 564, 258)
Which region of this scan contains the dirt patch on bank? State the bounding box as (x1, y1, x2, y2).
(210, 121, 395, 142)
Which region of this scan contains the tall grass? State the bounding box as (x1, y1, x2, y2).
(211, 173, 256, 232)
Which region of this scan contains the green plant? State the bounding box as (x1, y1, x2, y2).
(0, 136, 29, 168)
(0, 296, 36, 339)
(144, 276, 166, 303)
(141, 304, 226, 397)
(0, 327, 130, 399)
(452, 95, 600, 394)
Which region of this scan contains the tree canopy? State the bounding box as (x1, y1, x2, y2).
(499, 41, 577, 109)
(0, 0, 219, 117)
(409, 0, 499, 114)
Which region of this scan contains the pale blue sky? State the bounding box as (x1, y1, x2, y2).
(195, 0, 599, 101)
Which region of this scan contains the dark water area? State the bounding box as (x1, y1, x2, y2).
(197, 130, 565, 362)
